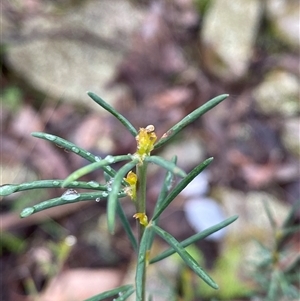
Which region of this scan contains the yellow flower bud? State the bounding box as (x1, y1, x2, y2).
(124, 171, 137, 200)
(133, 213, 148, 227)
(135, 125, 157, 157)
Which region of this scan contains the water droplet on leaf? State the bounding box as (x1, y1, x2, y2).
(71, 181, 79, 186)
(61, 189, 80, 201)
(105, 155, 114, 164)
(71, 146, 80, 154)
(44, 134, 56, 141)
(0, 184, 18, 196)
(65, 235, 77, 246)
(87, 181, 100, 188)
(94, 156, 101, 162)
(20, 207, 35, 217)
(95, 197, 101, 202)
(52, 181, 60, 186)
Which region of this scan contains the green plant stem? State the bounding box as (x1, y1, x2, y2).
(135, 161, 148, 301)
(136, 162, 148, 242)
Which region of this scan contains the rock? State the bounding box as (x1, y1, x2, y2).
(201, 0, 262, 80)
(281, 117, 300, 157)
(184, 197, 227, 241)
(266, 0, 300, 49)
(158, 133, 206, 170)
(253, 70, 300, 117)
(181, 171, 209, 197)
(4, 0, 145, 109)
(215, 187, 290, 241)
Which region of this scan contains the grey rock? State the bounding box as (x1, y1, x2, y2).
(266, 0, 300, 49)
(4, 0, 145, 109)
(253, 70, 300, 117)
(282, 117, 300, 157)
(201, 0, 262, 80)
(159, 135, 206, 170)
(217, 187, 290, 241)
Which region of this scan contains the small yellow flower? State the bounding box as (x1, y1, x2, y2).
(135, 125, 157, 157)
(133, 213, 148, 227)
(124, 171, 137, 200)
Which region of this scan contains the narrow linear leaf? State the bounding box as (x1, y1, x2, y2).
(114, 286, 135, 301)
(155, 156, 178, 210)
(152, 157, 213, 221)
(116, 199, 138, 252)
(144, 156, 186, 178)
(147, 156, 177, 250)
(31, 132, 117, 178)
(88, 92, 138, 137)
(267, 271, 280, 300)
(150, 215, 238, 264)
(32, 132, 96, 162)
(0, 184, 19, 196)
(154, 94, 229, 149)
(107, 160, 139, 233)
(277, 200, 300, 248)
(152, 225, 218, 289)
(0, 180, 107, 196)
(279, 225, 300, 238)
(262, 199, 277, 229)
(284, 255, 300, 275)
(83, 284, 134, 301)
(282, 200, 300, 228)
(20, 191, 127, 218)
(136, 226, 152, 301)
(62, 155, 132, 187)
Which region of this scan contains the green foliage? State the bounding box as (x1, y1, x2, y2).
(197, 246, 253, 300)
(1, 85, 23, 112)
(0, 91, 237, 301)
(0, 232, 27, 255)
(250, 200, 300, 301)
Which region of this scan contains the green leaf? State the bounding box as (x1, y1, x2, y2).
(144, 156, 186, 178)
(0, 180, 107, 196)
(154, 94, 229, 149)
(152, 225, 218, 289)
(279, 224, 300, 239)
(83, 284, 134, 301)
(150, 215, 238, 264)
(147, 156, 177, 250)
(31, 132, 117, 178)
(152, 157, 213, 221)
(107, 160, 139, 233)
(282, 200, 300, 228)
(284, 255, 300, 275)
(278, 200, 300, 248)
(262, 199, 277, 229)
(20, 191, 126, 218)
(62, 155, 132, 187)
(87, 92, 138, 137)
(116, 199, 138, 253)
(0, 184, 18, 196)
(136, 226, 152, 301)
(114, 286, 135, 301)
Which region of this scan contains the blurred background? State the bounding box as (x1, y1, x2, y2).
(1, 0, 299, 300)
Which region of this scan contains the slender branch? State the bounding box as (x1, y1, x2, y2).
(135, 162, 148, 301)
